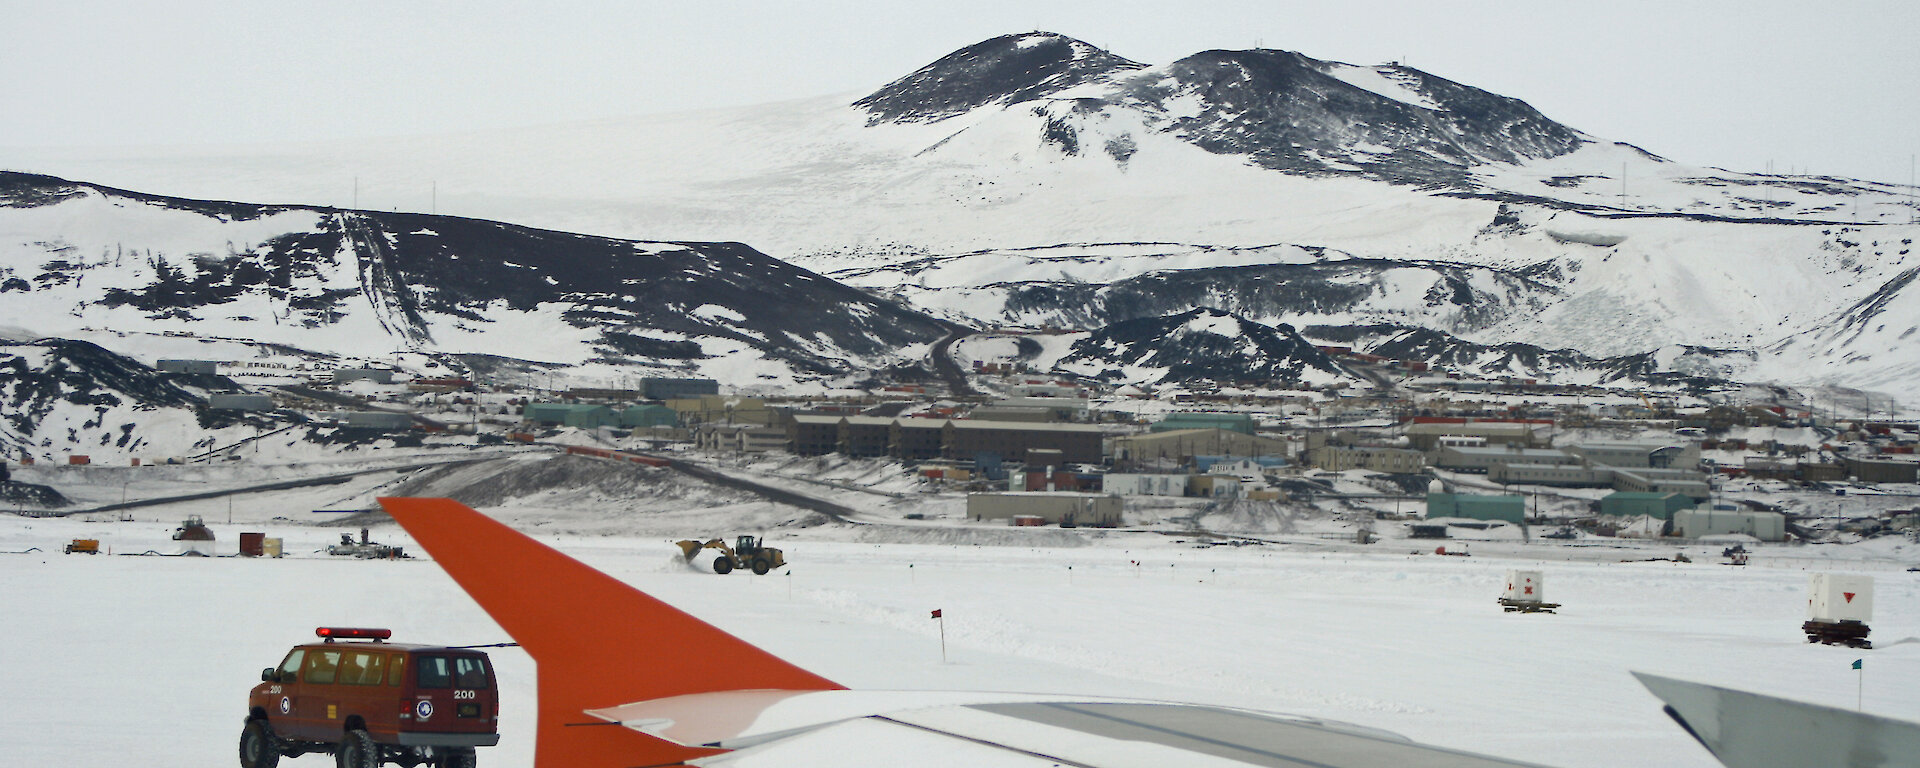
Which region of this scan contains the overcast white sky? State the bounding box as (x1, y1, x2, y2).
(3, 0, 1916, 184)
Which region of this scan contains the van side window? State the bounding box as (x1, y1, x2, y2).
(387, 654, 405, 687)
(340, 651, 386, 686)
(278, 650, 306, 681)
(417, 656, 452, 689)
(305, 650, 342, 685)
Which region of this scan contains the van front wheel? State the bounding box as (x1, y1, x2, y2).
(239, 719, 281, 768)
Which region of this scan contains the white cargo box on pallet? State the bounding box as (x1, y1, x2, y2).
(1807, 573, 1873, 622)
(1504, 570, 1544, 603)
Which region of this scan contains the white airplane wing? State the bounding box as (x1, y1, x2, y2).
(586, 689, 1553, 768)
(1636, 672, 1920, 768)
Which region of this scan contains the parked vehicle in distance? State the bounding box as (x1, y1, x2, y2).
(241, 627, 499, 768)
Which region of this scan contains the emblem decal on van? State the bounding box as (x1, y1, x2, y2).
(416, 699, 434, 721)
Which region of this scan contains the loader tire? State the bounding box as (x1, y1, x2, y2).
(712, 557, 734, 574)
(751, 557, 771, 575)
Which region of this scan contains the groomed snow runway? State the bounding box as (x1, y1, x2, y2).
(5, 513, 1917, 768)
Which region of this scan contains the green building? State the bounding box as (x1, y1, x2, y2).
(524, 403, 619, 429)
(620, 404, 679, 428)
(1151, 412, 1256, 436)
(1599, 492, 1695, 520)
(1426, 492, 1525, 524)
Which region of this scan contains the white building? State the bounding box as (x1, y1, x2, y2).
(1674, 509, 1785, 541)
(1105, 473, 1188, 496)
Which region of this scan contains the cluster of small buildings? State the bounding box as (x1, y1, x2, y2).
(142, 351, 1920, 545)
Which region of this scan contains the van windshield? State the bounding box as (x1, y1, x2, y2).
(416, 655, 491, 689)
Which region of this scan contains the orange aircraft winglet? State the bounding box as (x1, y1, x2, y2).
(378, 497, 843, 768)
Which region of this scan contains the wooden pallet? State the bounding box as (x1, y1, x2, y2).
(1499, 598, 1561, 614)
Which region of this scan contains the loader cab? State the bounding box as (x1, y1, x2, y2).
(735, 535, 760, 553)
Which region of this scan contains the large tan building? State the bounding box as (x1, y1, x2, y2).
(1406, 422, 1543, 451)
(668, 396, 776, 426)
(966, 492, 1122, 526)
(694, 423, 787, 453)
(1111, 428, 1291, 466)
(1313, 446, 1426, 473)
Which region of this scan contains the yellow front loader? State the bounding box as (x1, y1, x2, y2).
(675, 534, 787, 575)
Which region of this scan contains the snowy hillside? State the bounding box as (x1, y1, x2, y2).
(0, 172, 955, 390)
(0, 337, 271, 462)
(1309, 324, 1753, 388)
(6, 33, 1920, 396)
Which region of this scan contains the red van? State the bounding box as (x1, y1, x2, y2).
(241, 628, 500, 768)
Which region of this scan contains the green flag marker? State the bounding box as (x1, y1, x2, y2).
(1853, 659, 1863, 670)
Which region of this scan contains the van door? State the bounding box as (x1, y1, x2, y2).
(335, 649, 395, 739)
(266, 649, 313, 739)
(296, 648, 344, 739)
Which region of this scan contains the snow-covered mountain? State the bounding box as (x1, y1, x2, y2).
(5, 32, 1918, 398)
(0, 172, 956, 389)
(854, 33, 1584, 187)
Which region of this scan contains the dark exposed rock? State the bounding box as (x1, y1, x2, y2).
(2, 172, 959, 377)
(855, 32, 1145, 124)
(1059, 308, 1351, 385)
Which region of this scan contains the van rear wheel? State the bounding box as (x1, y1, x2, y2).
(434, 747, 477, 768)
(336, 729, 377, 768)
(239, 719, 281, 768)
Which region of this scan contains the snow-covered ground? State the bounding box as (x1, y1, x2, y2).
(5, 450, 1918, 768)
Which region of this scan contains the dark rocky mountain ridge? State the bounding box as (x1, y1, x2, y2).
(1, 172, 958, 379)
(858, 33, 1587, 186)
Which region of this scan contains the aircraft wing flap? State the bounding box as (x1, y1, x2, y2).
(688, 700, 1553, 768)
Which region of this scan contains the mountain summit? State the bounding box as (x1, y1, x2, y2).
(861, 33, 1585, 185)
(854, 32, 1145, 124)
